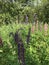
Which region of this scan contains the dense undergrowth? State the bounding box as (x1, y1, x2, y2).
(0, 23, 49, 65)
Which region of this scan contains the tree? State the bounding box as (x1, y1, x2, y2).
(35, 0, 49, 23)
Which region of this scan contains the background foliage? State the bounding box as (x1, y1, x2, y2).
(0, 0, 49, 24)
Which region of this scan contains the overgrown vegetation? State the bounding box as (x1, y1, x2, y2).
(0, 0, 49, 65)
(0, 0, 49, 25)
(0, 24, 49, 65)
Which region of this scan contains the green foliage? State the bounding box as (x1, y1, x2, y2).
(0, 0, 49, 24)
(0, 0, 35, 24)
(35, 0, 49, 23)
(0, 0, 49, 65)
(0, 24, 49, 65)
(22, 6, 34, 23)
(0, 1, 23, 24)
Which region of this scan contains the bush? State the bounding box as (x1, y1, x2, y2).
(0, 23, 49, 65)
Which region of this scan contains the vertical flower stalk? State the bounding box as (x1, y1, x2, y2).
(44, 23, 48, 35)
(31, 22, 35, 33)
(40, 22, 43, 32)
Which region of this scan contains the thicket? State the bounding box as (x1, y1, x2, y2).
(0, 0, 49, 25)
(0, 24, 49, 65)
(0, 0, 34, 25)
(0, 0, 49, 65)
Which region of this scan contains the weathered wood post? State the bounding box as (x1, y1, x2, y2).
(9, 28, 26, 65)
(9, 27, 31, 65)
